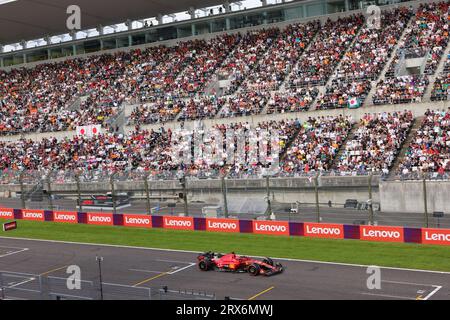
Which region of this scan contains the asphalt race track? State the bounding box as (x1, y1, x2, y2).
(0, 237, 449, 300)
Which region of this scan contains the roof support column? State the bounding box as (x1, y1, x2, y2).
(157, 14, 163, 25)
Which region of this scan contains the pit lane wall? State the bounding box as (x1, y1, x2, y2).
(1, 207, 449, 246)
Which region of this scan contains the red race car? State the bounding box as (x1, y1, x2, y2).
(197, 251, 283, 276)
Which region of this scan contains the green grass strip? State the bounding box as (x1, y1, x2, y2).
(1, 220, 450, 272)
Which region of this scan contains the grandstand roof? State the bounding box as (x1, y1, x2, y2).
(0, 0, 224, 44)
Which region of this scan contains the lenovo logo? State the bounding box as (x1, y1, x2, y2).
(360, 226, 404, 242)
(22, 210, 44, 220)
(54, 212, 77, 222)
(303, 223, 344, 239)
(89, 215, 112, 223)
(0, 209, 13, 218)
(252, 221, 289, 235)
(87, 213, 114, 225)
(166, 219, 191, 227)
(163, 217, 194, 230)
(123, 215, 151, 227)
(255, 224, 287, 232)
(422, 228, 450, 245)
(362, 229, 401, 239)
(206, 219, 239, 232)
(306, 226, 341, 235)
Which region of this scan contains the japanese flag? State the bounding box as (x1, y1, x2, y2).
(76, 125, 102, 137)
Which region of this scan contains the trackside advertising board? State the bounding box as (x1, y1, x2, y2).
(21, 209, 45, 221)
(163, 216, 194, 230)
(252, 220, 289, 236)
(303, 223, 344, 239)
(421, 228, 450, 246)
(206, 218, 240, 233)
(2, 221, 17, 231)
(53, 211, 78, 224)
(1, 206, 450, 246)
(360, 225, 404, 243)
(0, 208, 14, 219)
(123, 214, 152, 228)
(86, 212, 114, 226)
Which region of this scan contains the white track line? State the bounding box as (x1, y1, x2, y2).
(129, 268, 164, 274)
(0, 248, 29, 258)
(382, 280, 440, 287)
(1, 236, 450, 274)
(156, 259, 195, 264)
(360, 292, 416, 300)
(422, 286, 442, 300)
(8, 277, 35, 288)
(168, 263, 196, 275)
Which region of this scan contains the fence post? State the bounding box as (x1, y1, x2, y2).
(179, 175, 189, 217)
(76, 174, 82, 212)
(144, 174, 151, 215)
(110, 174, 117, 215)
(20, 171, 26, 209)
(368, 173, 374, 225)
(422, 173, 429, 228)
(314, 173, 320, 223)
(221, 175, 229, 218)
(266, 175, 272, 219)
(47, 174, 54, 211)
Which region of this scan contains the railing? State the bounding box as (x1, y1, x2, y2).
(4, 168, 450, 186)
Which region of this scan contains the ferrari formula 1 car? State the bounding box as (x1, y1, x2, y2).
(197, 252, 283, 276)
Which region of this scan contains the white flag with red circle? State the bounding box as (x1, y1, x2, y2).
(76, 125, 102, 137)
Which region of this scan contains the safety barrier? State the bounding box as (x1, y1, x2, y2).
(1, 207, 450, 246)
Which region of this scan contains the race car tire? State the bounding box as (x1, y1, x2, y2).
(248, 263, 260, 276)
(198, 260, 211, 271)
(263, 257, 274, 266)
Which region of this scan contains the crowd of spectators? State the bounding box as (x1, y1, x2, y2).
(399, 109, 450, 175)
(287, 15, 363, 88)
(219, 91, 270, 118)
(240, 21, 320, 92)
(128, 98, 185, 125)
(386, 2, 449, 78)
(372, 75, 429, 105)
(316, 80, 371, 110)
(431, 58, 450, 101)
(217, 28, 279, 95)
(332, 7, 412, 82)
(336, 111, 413, 175)
(266, 88, 319, 114)
(177, 96, 226, 121)
(281, 115, 353, 174)
(170, 35, 238, 97)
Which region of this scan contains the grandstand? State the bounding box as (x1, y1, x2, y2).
(0, 0, 449, 216)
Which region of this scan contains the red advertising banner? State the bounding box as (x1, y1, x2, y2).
(252, 220, 289, 236)
(303, 223, 344, 239)
(0, 208, 14, 219)
(206, 218, 240, 233)
(86, 212, 114, 226)
(163, 216, 194, 230)
(21, 209, 45, 221)
(53, 211, 78, 224)
(2, 221, 17, 231)
(360, 225, 404, 242)
(421, 228, 450, 246)
(123, 214, 152, 228)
